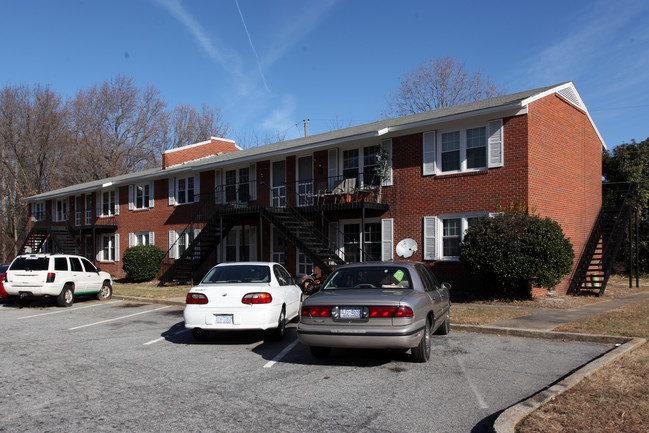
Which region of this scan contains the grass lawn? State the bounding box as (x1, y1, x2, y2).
(112, 280, 189, 298)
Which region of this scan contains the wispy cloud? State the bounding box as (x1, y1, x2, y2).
(153, 0, 244, 82)
(234, 0, 269, 92)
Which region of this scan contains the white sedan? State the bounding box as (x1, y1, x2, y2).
(183, 262, 302, 341)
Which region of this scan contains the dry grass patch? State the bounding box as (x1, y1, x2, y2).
(112, 280, 190, 298)
(451, 305, 532, 325)
(517, 342, 649, 433)
(554, 299, 649, 338)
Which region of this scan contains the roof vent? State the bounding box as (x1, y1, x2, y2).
(557, 87, 585, 111)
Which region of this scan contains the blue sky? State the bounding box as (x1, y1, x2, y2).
(1, 0, 648, 149)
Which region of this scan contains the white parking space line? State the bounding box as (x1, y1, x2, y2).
(69, 306, 170, 330)
(18, 301, 123, 320)
(144, 329, 189, 346)
(455, 355, 489, 409)
(263, 339, 299, 368)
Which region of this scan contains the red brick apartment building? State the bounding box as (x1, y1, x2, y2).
(22, 82, 605, 296)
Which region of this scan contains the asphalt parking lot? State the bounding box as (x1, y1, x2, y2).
(0, 298, 614, 433)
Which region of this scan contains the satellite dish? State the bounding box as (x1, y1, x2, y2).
(395, 238, 418, 259)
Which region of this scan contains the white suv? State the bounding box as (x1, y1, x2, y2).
(4, 254, 113, 307)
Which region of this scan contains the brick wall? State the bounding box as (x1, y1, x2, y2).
(526, 94, 602, 295)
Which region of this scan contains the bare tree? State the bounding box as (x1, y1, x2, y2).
(157, 103, 231, 157)
(235, 128, 288, 149)
(0, 84, 68, 259)
(66, 75, 167, 183)
(384, 57, 505, 117)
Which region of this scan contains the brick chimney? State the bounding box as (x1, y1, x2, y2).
(162, 137, 240, 168)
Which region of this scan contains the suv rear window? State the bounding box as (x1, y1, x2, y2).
(10, 257, 50, 271)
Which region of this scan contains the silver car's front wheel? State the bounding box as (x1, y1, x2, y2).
(411, 319, 431, 362)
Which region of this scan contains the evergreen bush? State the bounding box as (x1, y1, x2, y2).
(460, 212, 574, 299)
(122, 244, 165, 282)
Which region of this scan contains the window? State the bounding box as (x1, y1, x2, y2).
(69, 257, 83, 272)
(130, 232, 153, 247)
(466, 127, 487, 169)
(220, 227, 256, 262)
(177, 176, 195, 204)
(55, 199, 69, 222)
(424, 213, 487, 261)
(54, 257, 68, 271)
(363, 145, 380, 186)
(343, 149, 359, 181)
(81, 258, 98, 273)
(130, 182, 153, 210)
(101, 234, 118, 262)
(423, 120, 503, 175)
(33, 202, 46, 222)
(101, 190, 117, 217)
(342, 221, 382, 262)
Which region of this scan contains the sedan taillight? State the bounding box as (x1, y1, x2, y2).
(368, 306, 414, 317)
(186, 293, 208, 304)
(393, 306, 414, 317)
(301, 306, 332, 317)
(241, 292, 272, 304)
(46, 273, 56, 283)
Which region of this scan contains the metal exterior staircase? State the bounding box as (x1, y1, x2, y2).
(258, 206, 344, 275)
(568, 183, 635, 296)
(20, 226, 80, 255)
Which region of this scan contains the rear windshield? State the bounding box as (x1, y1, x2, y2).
(9, 257, 49, 271)
(201, 265, 271, 284)
(322, 266, 412, 290)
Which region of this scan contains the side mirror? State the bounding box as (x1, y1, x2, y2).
(441, 282, 451, 291)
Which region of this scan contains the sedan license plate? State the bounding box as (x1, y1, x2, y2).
(340, 307, 362, 319)
(214, 314, 233, 324)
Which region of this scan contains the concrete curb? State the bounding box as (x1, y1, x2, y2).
(485, 333, 647, 432)
(113, 295, 185, 307)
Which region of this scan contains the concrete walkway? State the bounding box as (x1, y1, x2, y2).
(486, 291, 649, 331)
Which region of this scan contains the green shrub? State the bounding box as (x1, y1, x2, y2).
(122, 244, 165, 282)
(460, 212, 574, 299)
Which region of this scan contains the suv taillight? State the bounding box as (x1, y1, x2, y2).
(241, 293, 272, 304)
(46, 273, 56, 283)
(186, 293, 208, 304)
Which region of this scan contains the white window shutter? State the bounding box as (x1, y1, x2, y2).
(328, 149, 338, 190)
(381, 218, 394, 261)
(250, 163, 257, 200)
(423, 131, 436, 175)
(381, 139, 393, 186)
(423, 216, 437, 260)
(114, 189, 120, 215)
(249, 226, 257, 261)
(214, 169, 223, 204)
(488, 119, 504, 168)
(194, 173, 200, 201)
(149, 182, 155, 208)
(169, 231, 176, 259)
(128, 185, 134, 210)
(149, 231, 155, 246)
(168, 178, 175, 205)
(115, 234, 120, 262)
(129, 233, 135, 247)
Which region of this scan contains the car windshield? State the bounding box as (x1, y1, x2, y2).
(322, 266, 412, 290)
(9, 257, 49, 271)
(201, 265, 271, 284)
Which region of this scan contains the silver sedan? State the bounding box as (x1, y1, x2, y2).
(297, 262, 451, 362)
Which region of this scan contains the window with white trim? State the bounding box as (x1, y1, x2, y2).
(55, 199, 68, 222)
(423, 119, 503, 175)
(100, 234, 119, 262)
(101, 190, 118, 217)
(340, 143, 392, 187)
(130, 182, 153, 210)
(33, 202, 46, 221)
(130, 232, 153, 246)
(177, 176, 195, 204)
(424, 213, 488, 260)
(341, 220, 382, 262)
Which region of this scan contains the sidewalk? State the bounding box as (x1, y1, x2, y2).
(485, 291, 649, 331)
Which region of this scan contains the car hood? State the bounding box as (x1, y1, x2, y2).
(304, 288, 417, 306)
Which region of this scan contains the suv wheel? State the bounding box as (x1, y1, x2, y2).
(57, 284, 74, 307)
(96, 282, 112, 301)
